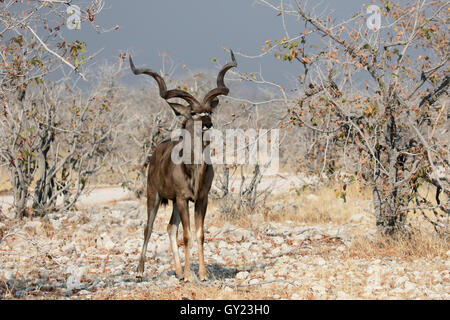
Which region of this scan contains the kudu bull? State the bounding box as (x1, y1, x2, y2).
(129, 51, 237, 281)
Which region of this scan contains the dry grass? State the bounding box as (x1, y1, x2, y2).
(0, 165, 128, 195)
(260, 182, 372, 225)
(0, 167, 10, 194)
(208, 181, 450, 261)
(88, 284, 285, 300)
(348, 230, 450, 260)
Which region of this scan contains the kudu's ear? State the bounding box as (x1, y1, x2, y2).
(209, 98, 219, 109)
(168, 103, 192, 119)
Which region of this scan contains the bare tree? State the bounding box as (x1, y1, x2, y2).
(255, 0, 449, 235)
(0, 0, 120, 217)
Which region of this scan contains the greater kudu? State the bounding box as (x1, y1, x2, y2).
(129, 51, 237, 281)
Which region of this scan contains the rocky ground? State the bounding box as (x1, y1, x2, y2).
(0, 198, 449, 300)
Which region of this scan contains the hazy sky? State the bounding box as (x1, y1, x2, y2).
(65, 0, 375, 89)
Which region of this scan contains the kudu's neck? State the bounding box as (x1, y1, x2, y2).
(180, 120, 211, 168)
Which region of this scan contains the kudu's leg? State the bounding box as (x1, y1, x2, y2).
(195, 197, 208, 281)
(176, 197, 192, 282)
(137, 191, 161, 277)
(167, 203, 182, 279)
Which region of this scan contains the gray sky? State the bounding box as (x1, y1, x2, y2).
(65, 0, 374, 89)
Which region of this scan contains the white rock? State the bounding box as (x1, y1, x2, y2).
(24, 220, 42, 233)
(432, 272, 442, 282)
(50, 219, 62, 229)
(96, 233, 115, 250)
(110, 210, 123, 224)
(395, 276, 409, 286)
(264, 273, 276, 282)
(315, 257, 326, 266)
(367, 265, 382, 274)
(312, 234, 323, 241)
(249, 279, 259, 285)
(241, 242, 252, 250)
(221, 249, 233, 259)
(272, 247, 282, 256)
(207, 226, 219, 235)
(68, 215, 79, 224)
(235, 271, 250, 280)
(390, 287, 404, 294)
(62, 242, 76, 255)
(292, 233, 307, 241)
(336, 290, 350, 299)
(230, 229, 255, 242)
(291, 293, 302, 300)
(213, 255, 226, 265)
(281, 243, 290, 252)
(350, 214, 366, 223)
(218, 240, 228, 249)
(1, 270, 15, 279)
(78, 290, 91, 298)
(272, 236, 284, 245)
(262, 242, 272, 249)
(156, 264, 168, 275)
(311, 285, 326, 294)
(66, 266, 84, 291)
(404, 281, 416, 292)
(306, 194, 319, 201)
(126, 219, 141, 228)
(124, 243, 137, 255)
(155, 240, 170, 254)
(223, 286, 234, 293)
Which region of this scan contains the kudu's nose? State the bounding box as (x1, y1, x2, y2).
(202, 122, 212, 131)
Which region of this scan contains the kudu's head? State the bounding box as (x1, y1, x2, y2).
(129, 51, 237, 134)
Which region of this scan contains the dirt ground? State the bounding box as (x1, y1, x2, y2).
(0, 183, 449, 300)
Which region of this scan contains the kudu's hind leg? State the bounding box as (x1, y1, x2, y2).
(167, 203, 182, 279)
(195, 198, 208, 281)
(137, 192, 161, 277)
(176, 198, 193, 282)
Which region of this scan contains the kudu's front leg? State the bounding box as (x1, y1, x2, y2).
(176, 197, 193, 282)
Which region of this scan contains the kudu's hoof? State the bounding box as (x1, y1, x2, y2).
(136, 265, 144, 280)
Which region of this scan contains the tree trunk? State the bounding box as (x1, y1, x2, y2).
(8, 166, 28, 219)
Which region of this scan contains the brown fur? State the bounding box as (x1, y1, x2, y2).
(130, 51, 237, 281)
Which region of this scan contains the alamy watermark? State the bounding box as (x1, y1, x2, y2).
(170, 121, 280, 175)
(67, 4, 81, 30)
(366, 5, 381, 31)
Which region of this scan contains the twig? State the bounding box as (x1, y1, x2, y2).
(26, 25, 86, 81)
(0, 231, 62, 266)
